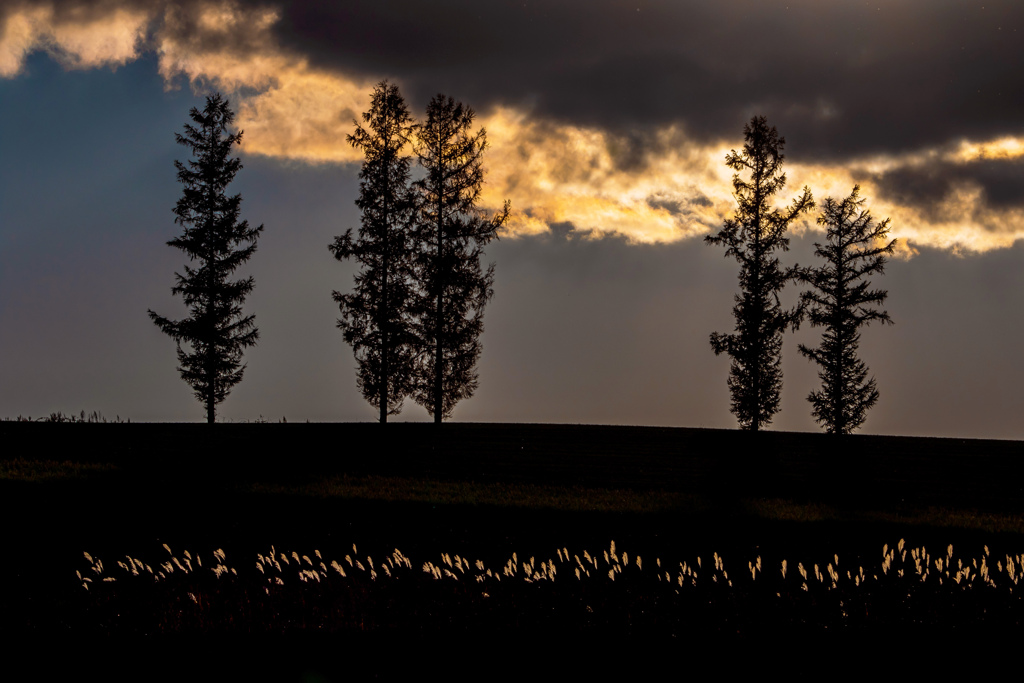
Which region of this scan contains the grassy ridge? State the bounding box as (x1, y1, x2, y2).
(3, 422, 1024, 649)
(4, 421, 1024, 512)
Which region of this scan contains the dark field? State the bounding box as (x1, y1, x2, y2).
(3, 422, 1024, 670)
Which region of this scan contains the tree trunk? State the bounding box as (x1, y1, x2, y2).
(433, 180, 444, 424)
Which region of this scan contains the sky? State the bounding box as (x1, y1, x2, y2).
(2, 0, 1024, 437)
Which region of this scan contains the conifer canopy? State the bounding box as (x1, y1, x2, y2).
(706, 116, 814, 431)
(412, 94, 510, 423)
(330, 81, 418, 422)
(798, 185, 896, 434)
(148, 94, 263, 424)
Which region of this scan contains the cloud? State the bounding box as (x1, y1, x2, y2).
(154, 1, 372, 164)
(478, 107, 735, 243)
(266, 0, 1024, 161)
(0, 1, 150, 76)
(5, 0, 1024, 253)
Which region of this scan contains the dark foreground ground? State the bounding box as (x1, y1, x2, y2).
(3, 422, 1024, 673)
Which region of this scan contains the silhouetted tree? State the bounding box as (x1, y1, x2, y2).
(411, 94, 510, 423)
(706, 116, 814, 431)
(330, 81, 418, 422)
(798, 185, 896, 434)
(149, 94, 263, 424)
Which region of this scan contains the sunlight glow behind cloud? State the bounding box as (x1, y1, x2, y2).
(0, 3, 149, 76)
(4, 0, 1024, 253)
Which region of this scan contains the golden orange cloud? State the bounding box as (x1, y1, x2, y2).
(155, 2, 371, 164)
(0, 2, 149, 76)
(787, 139, 1024, 256)
(4, 0, 1024, 254)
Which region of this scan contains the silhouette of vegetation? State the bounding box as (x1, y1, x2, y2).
(706, 116, 814, 431)
(70, 537, 1024, 637)
(330, 81, 418, 422)
(149, 94, 263, 424)
(411, 94, 510, 423)
(798, 186, 896, 434)
(0, 410, 127, 423)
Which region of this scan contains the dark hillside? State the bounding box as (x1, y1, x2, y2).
(4, 421, 1024, 513)
(4, 422, 1024, 652)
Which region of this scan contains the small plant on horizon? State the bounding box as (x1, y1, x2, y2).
(3, 410, 128, 423)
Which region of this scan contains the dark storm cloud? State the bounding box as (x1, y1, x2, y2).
(264, 0, 1024, 161)
(863, 157, 1024, 223)
(11, 0, 1023, 162)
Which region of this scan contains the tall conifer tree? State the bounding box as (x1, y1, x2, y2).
(412, 94, 510, 423)
(706, 116, 813, 431)
(330, 81, 418, 422)
(149, 94, 263, 423)
(798, 185, 896, 434)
